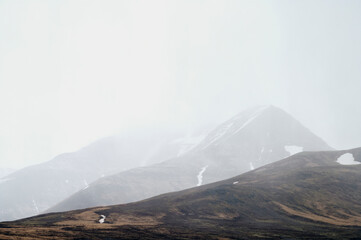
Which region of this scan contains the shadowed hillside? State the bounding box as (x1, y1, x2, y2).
(1, 148, 360, 239)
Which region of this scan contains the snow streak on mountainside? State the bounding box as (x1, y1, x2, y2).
(200, 106, 268, 150)
(197, 166, 208, 186)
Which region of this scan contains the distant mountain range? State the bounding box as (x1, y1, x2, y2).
(1, 147, 360, 239)
(0, 128, 207, 221)
(48, 105, 332, 213)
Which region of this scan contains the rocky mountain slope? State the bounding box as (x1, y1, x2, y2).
(48, 106, 332, 213)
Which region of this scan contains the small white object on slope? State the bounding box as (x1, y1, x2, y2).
(99, 215, 106, 224)
(336, 153, 360, 165)
(233, 181, 239, 185)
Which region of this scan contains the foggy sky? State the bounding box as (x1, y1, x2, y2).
(1, 0, 360, 168)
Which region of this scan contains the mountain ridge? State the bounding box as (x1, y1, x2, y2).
(1, 147, 360, 239)
(0, 129, 207, 221)
(48, 105, 333, 213)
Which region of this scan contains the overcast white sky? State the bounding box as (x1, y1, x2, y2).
(1, 0, 360, 168)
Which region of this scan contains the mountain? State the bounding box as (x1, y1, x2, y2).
(0, 129, 206, 221)
(0, 168, 16, 178)
(1, 148, 361, 239)
(48, 105, 332, 213)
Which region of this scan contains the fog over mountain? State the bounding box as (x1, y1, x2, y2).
(1, 0, 361, 170)
(0, 128, 209, 221)
(47, 106, 332, 213)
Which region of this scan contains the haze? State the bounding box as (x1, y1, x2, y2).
(1, 0, 360, 168)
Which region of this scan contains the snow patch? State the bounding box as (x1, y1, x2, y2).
(99, 215, 106, 224)
(83, 179, 89, 190)
(336, 153, 360, 165)
(197, 166, 208, 186)
(233, 181, 239, 185)
(284, 145, 303, 156)
(32, 199, 39, 214)
(258, 147, 264, 162)
(249, 162, 255, 170)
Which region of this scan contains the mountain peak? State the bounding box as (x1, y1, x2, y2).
(197, 105, 328, 153)
(47, 105, 333, 214)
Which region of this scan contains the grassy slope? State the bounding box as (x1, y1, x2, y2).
(1, 148, 361, 239)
